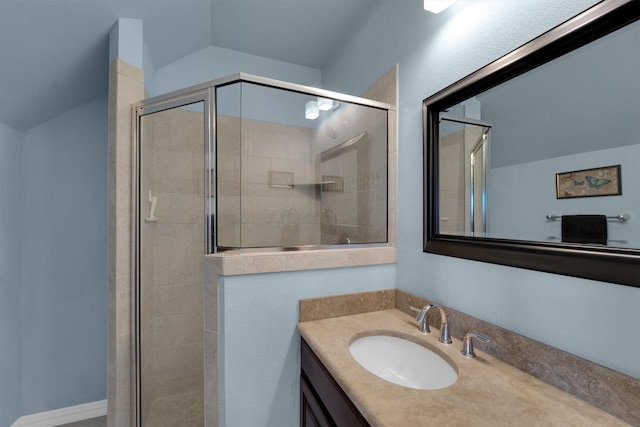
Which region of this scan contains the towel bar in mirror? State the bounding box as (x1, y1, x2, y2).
(423, 0, 640, 287)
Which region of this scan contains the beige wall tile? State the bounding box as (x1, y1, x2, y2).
(116, 333, 131, 386)
(204, 330, 219, 427)
(115, 378, 131, 427)
(191, 341, 204, 372)
(114, 218, 131, 278)
(154, 193, 204, 224)
(167, 251, 203, 284)
(222, 253, 287, 275)
(109, 58, 144, 427)
(203, 259, 219, 333)
(107, 368, 116, 426)
(141, 319, 153, 375)
(154, 149, 197, 194)
(148, 345, 194, 381)
(153, 312, 204, 349)
(153, 284, 194, 317)
(116, 276, 131, 336)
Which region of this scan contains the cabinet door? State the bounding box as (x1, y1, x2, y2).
(301, 339, 370, 427)
(301, 375, 334, 427)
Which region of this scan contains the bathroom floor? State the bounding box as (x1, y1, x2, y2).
(57, 391, 203, 427)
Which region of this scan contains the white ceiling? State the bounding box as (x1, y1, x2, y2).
(0, 0, 374, 131)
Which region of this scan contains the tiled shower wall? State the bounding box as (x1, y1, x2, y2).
(438, 125, 482, 235)
(108, 59, 145, 427)
(139, 108, 205, 424)
(217, 117, 320, 248)
(215, 115, 240, 248)
(216, 106, 388, 248)
(439, 129, 466, 234)
(315, 104, 388, 245)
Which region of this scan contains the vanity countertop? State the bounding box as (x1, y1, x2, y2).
(297, 309, 629, 426)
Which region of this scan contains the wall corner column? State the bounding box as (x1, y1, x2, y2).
(107, 17, 144, 427)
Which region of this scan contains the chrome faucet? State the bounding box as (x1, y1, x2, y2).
(410, 304, 452, 344)
(460, 331, 493, 358)
(410, 304, 431, 333)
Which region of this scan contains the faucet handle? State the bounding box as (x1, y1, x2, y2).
(460, 331, 493, 358)
(409, 305, 425, 321)
(409, 305, 432, 333)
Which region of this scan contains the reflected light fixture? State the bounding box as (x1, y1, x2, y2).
(305, 100, 319, 120)
(317, 97, 334, 111)
(423, 0, 455, 14)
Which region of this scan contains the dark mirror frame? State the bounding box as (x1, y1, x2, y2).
(423, 0, 640, 288)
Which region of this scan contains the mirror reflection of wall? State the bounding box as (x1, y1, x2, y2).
(438, 18, 640, 248)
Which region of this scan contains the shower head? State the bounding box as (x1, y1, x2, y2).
(324, 124, 338, 139)
(324, 120, 347, 139)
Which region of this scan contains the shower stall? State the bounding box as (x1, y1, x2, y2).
(438, 113, 491, 236)
(132, 74, 390, 426)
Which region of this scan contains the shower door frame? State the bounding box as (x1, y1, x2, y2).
(438, 113, 492, 238)
(131, 88, 214, 427)
(131, 73, 392, 426)
(469, 128, 490, 237)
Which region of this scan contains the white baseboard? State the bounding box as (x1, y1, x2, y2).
(11, 400, 107, 427)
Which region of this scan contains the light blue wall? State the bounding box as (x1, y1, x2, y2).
(154, 44, 322, 96)
(219, 265, 396, 427)
(143, 40, 156, 96)
(109, 18, 143, 70)
(490, 144, 640, 245)
(0, 123, 23, 427)
(20, 95, 108, 415)
(153, 44, 324, 130)
(322, 0, 640, 380)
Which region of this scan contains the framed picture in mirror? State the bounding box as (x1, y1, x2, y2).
(422, 0, 640, 287)
(556, 164, 622, 199)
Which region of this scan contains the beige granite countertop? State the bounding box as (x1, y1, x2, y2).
(297, 309, 630, 427)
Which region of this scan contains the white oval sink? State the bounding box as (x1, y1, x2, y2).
(349, 335, 457, 390)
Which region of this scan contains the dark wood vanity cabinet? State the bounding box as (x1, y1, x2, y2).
(300, 338, 370, 427)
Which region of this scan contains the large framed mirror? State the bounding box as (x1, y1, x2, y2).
(423, 0, 640, 287)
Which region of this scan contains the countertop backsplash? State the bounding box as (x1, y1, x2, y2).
(299, 289, 640, 425)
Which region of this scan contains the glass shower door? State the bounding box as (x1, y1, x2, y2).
(438, 117, 491, 236)
(470, 128, 490, 236)
(137, 100, 206, 427)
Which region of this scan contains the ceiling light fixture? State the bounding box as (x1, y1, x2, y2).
(317, 97, 334, 111)
(305, 100, 319, 120)
(423, 0, 455, 14)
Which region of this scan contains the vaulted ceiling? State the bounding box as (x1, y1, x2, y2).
(0, 0, 374, 131)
